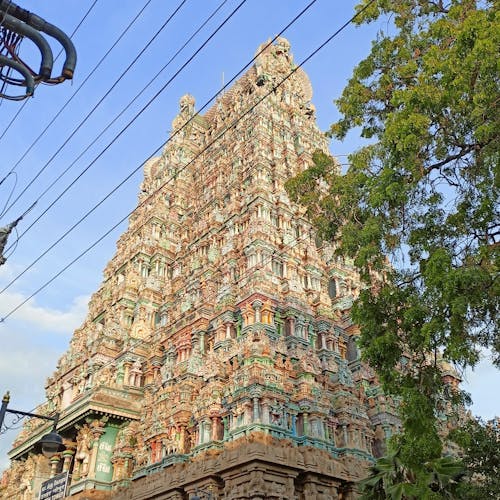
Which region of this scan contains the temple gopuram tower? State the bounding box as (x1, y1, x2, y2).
(1, 39, 399, 500)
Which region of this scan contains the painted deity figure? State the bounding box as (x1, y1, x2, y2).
(75, 425, 93, 479)
(172, 94, 196, 134)
(161, 355, 174, 383)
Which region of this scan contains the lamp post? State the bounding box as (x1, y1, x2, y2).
(1, 391, 65, 458)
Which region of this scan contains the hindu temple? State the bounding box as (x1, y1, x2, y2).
(1, 38, 401, 499)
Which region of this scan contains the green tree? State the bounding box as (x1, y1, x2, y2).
(286, 0, 499, 472)
(359, 449, 464, 499)
(452, 417, 500, 498)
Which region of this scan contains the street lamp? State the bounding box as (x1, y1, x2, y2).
(0, 391, 65, 458)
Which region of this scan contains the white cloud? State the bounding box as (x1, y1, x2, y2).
(0, 261, 25, 282)
(0, 328, 65, 473)
(0, 291, 89, 333)
(0, 290, 89, 472)
(462, 351, 499, 420)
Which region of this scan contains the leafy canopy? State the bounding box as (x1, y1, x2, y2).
(286, 0, 499, 469)
(359, 449, 465, 499)
(451, 417, 500, 499)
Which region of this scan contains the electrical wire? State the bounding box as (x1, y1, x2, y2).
(0, 91, 26, 140)
(53, 0, 99, 63)
(0, 0, 154, 185)
(0, 0, 13, 108)
(0, 0, 376, 322)
(0, 170, 17, 216)
(0, 0, 100, 145)
(1, 0, 188, 218)
(4, 0, 232, 240)
(0, 0, 314, 289)
(0, 0, 250, 261)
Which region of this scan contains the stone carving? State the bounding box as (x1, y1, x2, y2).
(0, 38, 438, 500)
(74, 424, 93, 479)
(172, 94, 196, 136)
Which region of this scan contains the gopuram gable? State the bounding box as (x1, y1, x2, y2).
(1, 38, 405, 500)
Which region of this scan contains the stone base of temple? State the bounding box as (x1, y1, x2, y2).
(106, 433, 368, 500)
(70, 492, 113, 500)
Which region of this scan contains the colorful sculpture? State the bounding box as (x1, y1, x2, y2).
(1, 39, 411, 499)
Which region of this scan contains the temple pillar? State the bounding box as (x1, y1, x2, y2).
(87, 423, 105, 479)
(339, 337, 347, 359)
(203, 419, 211, 443)
(275, 311, 283, 335)
(211, 417, 219, 441)
(49, 455, 61, 478)
(321, 418, 327, 439)
(297, 319, 306, 340)
(303, 413, 309, 435)
(252, 300, 262, 323)
(61, 448, 75, 473)
(261, 400, 269, 425)
(252, 397, 260, 423)
(123, 361, 132, 386)
(331, 425, 337, 446)
(321, 332, 327, 349)
(244, 403, 252, 425)
(179, 425, 187, 453)
(196, 424, 202, 446)
(151, 363, 161, 383)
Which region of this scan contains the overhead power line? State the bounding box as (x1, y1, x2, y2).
(0, 0, 249, 263)
(0, 0, 376, 322)
(1, 0, 188, 218)
(0, 0, 99, 144)
(0, 0, 154, 187)
(0, 0, 317, 294)
(2, 0, 312, 266)
(3, 0, 231, 234)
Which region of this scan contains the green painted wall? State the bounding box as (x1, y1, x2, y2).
(94, 425, 119, 482)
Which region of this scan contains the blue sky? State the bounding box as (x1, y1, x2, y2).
(0, 0, 497, 470)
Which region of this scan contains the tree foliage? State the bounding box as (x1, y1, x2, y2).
(359, 449, 465, 499)
(451, 417, 500, 498)
(286, 0, 499, 471)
